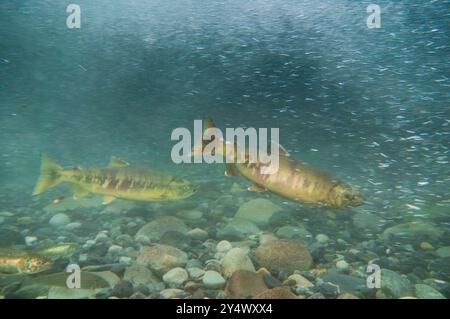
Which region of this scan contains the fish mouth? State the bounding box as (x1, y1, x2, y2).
(186, 186, 198, 198)
(350, 194, 365, 207)
(178, 184, 198, 199)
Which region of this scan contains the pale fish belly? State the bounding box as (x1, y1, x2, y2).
(237, 158, 335, 205)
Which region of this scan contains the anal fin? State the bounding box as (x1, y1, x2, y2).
(102, 195, 116, 205)
(73, 184, 89, 199)
(248, 184, 267, 192)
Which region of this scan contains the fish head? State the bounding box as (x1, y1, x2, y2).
(167, 177, 198, 200)
(22, 255, 53, 274)
(329, 183, 364, 208)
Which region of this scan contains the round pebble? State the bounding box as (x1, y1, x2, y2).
(202, 270, 226, 289)
(420, 242, 433, 250)
(25, 236, 37, 246)
(119, 256, 132, 265)
(49, 213, 71, 227)
(112, 280, 134, 298)
(83, 239, 96, 249)
(108, 245, 123, 255)
(65, 222, 82, 231)
(216, 240, 233, 253)
(336, 260, 350, 272)
(95, 232, 109, 242)
(187, 267, 205, 280)
(315, 234, 329, 244)
(188, 228, 209, 240)
(162, 267, 189, 287)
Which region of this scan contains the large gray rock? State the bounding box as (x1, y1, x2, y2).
(436, 246, 450, 258)
(380, 269, 413, 298)
(321, 270, 367, 295)
(123, 264, 163, 292)
(414, 284, 446, 299)
(235, 198, 282, 227)
(222, 247, 255, 278)
(135, 217, 188, 243)
(255, 239, 313, 274)
(217, 218, 260, 240)
(382, 222, 443, 244)
(49, 213, 71, 227)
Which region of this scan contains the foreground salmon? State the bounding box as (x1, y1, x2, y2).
(193, 118, 364, 208)
(32, 155, 197, 204)
(0, 253, 52, 275)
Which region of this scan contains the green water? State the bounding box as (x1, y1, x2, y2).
(0, 0, 448, 299)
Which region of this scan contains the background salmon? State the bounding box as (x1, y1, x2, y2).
(32, 155, 197, 204)
(0, 252, 52, 275)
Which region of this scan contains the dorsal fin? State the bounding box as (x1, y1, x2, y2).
(271, 140, 290, 157)
(108, 156, 129, 168)
(190, 117, 218, 159)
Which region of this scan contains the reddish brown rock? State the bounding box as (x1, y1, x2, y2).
(225, 270, 268, 299)
(255, 239, 313, 274)
(253, 287, 298, 299)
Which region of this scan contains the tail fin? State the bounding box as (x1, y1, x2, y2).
(190, 117, 217, 158)
(32, 154, 63, 195)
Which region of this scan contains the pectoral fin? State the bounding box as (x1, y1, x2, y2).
(108, 156, 129, 168)
(72, 184, 89, 199)
(102, 195, 116, 205)
(248, 184, 267, 192)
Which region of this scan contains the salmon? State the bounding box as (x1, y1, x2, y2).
(32, 155, 197, 204)
(0, 252, 52, 275)
(193, 118, 364, 208)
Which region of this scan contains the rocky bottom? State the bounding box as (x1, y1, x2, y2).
(0, 192, 449, 299)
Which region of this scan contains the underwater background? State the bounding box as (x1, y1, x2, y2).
(0, 0, 448, 299)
